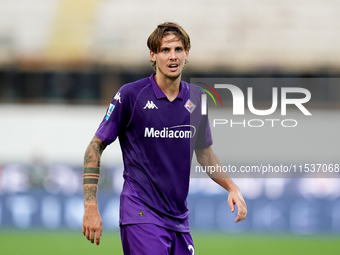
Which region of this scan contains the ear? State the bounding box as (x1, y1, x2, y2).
(150, 51, 157, 62)
(185, 50, 189, 60)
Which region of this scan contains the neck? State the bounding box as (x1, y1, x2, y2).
(154, 72, 181, 102)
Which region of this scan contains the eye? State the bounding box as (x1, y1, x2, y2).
(176, 48, 182, 52)
(162, 48, 169, 52)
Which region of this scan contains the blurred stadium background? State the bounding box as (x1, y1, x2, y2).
(1, 0, 340, 254)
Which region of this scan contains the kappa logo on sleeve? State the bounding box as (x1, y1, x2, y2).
(114, 92, 121, 103)
(105, 103, 115, 120)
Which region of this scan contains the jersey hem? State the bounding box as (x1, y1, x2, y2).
(119, 220, 191, 233)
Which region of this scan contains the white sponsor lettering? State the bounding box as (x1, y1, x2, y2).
(144, 125, 196, 138)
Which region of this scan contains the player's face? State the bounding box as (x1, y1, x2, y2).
(150, 34, 189, 81)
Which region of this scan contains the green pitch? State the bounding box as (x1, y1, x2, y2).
(1, 231, 339, 255)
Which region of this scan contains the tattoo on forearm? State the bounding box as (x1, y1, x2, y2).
(84, 136, 107, 166)
(83, 185, 97, 203)
(84, 149, 93, 165)
(83, 167, 100, 185)
(83, 136, 106, 203)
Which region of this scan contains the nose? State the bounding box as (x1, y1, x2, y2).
(169, 49, 177, 60)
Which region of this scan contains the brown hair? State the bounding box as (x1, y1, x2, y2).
(147, 22, 191, 70)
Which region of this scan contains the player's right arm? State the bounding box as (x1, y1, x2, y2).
(195, 146, 247, 223)
(82, 135, 107, 245)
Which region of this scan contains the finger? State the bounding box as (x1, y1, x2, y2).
(228, 198, 235, 212)
(82, 225, 85, 236)
(84, 227, 89, 239)
(96, 230, 102, 245)
(235, 209, 245, 223)
(237, 200, 247, 216)
(235, 204, 247, 223)
(236, 212, 247, 222)
(89, 229, 94, 243)
(235, 213, 242, 223)
(85, 227, 90, 240)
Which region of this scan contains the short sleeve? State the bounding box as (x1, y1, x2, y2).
(95, 87, 131, 145)
(194, 110, 213, 149)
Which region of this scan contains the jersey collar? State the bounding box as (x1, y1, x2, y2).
(149, 73, 187, 101)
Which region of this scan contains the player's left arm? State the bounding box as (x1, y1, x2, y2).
(195, 146, 247, 223)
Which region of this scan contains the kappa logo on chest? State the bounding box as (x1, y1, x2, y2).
(143, 101, 158, 109)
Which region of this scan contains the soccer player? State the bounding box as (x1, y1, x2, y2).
(82, 22, 247, 254)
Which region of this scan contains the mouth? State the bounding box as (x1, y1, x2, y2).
(168, 63, 179, 71)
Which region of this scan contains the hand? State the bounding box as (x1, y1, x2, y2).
(82, 204, 103, 245)
(228, 188, 247, 223)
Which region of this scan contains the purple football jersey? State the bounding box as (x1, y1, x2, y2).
(95, 73, 212, 232)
